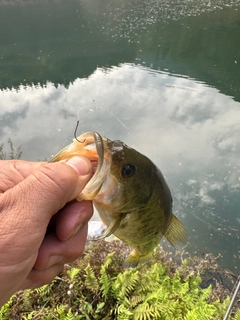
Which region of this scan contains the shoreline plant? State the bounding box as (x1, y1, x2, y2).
(0, 240, 239, 320)
(0, 139, 22, 160)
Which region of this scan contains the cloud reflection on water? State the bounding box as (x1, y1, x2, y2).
(0, 64, 239, 270)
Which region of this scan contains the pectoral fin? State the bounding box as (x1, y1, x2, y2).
(164, 214, 188, 249)
(96, 214, 125, 239)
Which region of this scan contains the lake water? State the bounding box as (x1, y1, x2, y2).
(0, 0, 240, 272)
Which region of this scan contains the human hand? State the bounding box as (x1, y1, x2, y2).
(0, 157, 93, 306)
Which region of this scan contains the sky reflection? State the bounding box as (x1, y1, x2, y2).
(0, 64, 239, 270)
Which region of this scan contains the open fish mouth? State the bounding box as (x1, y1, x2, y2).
(50, 132, 115, 202)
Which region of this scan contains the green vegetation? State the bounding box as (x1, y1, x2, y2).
(0, 139, 22, 160)
(0, 240, 239, 320)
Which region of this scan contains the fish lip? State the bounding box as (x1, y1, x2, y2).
(77, 132, 113, 201)
(50, 131, 100, 163)
(50, 131, 115, 202)
(92, 132, 104, 176)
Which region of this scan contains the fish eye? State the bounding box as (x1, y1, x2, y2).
(122, 164, 136, 178)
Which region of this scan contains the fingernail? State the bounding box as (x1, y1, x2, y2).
(47, 255, 62, 268)
(66, 156, 91, 175)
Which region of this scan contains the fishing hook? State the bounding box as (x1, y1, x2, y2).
(74, 120, 85, 143)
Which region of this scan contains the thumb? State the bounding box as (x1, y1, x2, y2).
(0, 156, 92, 242)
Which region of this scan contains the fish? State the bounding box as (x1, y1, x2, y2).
(50, 132, 188, 268)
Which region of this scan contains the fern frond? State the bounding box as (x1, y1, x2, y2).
(65, 308, 75, 320)
(67, 267, 80, 281)
(233, 309, 240, 320)
(34, 284, 51, 296)
(55, 304, 67, 316)
(100, 268, 112, 299)
(184, 303, 217, 320)
(103, 252, 115, 269)
(113, 304, 133, 320)
(130, 295, 145, 308)
(99, 253, 115, 299)
(113, 269, 139, 303)
(84, 263, 99, 291)
(133, 302, 163, 320)
(0, 295, 15, 320)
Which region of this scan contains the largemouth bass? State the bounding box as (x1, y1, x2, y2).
(51, 132, 188, 267)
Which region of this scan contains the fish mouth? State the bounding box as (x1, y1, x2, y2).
(50, 132, 116, 202)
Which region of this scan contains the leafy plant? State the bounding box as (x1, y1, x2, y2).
(67, 267, 80, 282)
(0, 241, 239, 320)
(0, 139, 22, 160)
(0, 295, 15, 319)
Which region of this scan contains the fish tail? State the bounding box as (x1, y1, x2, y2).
(123, 250, 152, 268)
